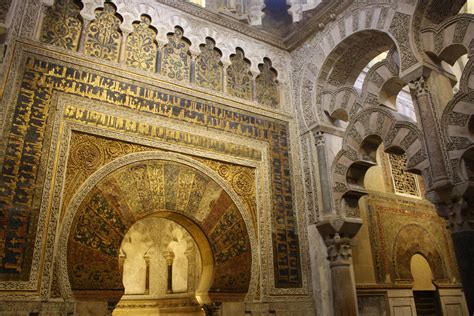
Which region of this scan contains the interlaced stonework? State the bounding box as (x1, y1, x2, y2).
(40, 0, 82, 51)
(388, 153, 420, 197)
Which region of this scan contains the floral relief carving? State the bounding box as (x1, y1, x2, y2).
(126, 15, 157, 72)
(40, 0, 83, 51)
(227, 48, 252, 100)
(84, 3, 122, 62)
(195, 37, 223, 91)
(161, 26, 191, 82)
(256, 58, 279, 108)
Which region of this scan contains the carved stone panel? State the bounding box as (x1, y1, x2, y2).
(126, 15, 157, 72)
(40, 0, 82, 51)
(195, 38, 223, 91)
(388, 153, 420, 197)
(256, 58, 279, 108)
(227, 48, 252, 100)
(161, 26, 191, 82)
(84, 3, 122, 62)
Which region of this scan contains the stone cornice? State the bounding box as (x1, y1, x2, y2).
(154, 0, 353, 51)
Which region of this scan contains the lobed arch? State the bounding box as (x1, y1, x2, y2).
(442, 55, 474, 190)
(78, 0, 285, 78)
(56, 151, 259, 304)
(293, 4, 406, 127)
(421, 14, 474, 66)
(331, 106, 427, 215)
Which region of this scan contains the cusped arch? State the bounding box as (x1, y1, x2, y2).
(332, 107, 426, 215)
(442, 69, 474, 189)
(421, 15, 474, 64)
(392, 224, 447, 282)
(57, 151, 258, 303)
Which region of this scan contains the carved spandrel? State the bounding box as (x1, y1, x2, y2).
(161, 27, 191, 82)
(40, 0, 82, 51)
(126, 16, 157, 72)
(84, 3, 122, 62)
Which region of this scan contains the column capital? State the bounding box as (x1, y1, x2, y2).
(436, 198, 474, 234)
(316, 216, 362, 240)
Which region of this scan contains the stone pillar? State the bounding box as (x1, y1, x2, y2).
(408, 73, 453, 190)
(119, 30, 130, 64)
(222, 62, 230, 93)
(155, 40, 167, 75)
(190, 53, 198, 84)
(78, 19, 91, 54)
(251, 71, 258, 102)
(313, 131, 333, 215)
(164, 251, 174, 294)
(317, 217, 362, 316)
(436, 198, 474, 314)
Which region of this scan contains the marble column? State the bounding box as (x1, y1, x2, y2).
(317, 217, 362, 316)
(313, 131, 333, 215)
(436, 198, 474, 314)
(408, 75, 451, 189)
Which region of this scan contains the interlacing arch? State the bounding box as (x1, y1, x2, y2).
(293, 3, 420, 129)
(442, 49, 474, 189)
(332, 107, 426, 215)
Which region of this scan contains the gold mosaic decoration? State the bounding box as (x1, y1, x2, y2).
(388, 153, 420, 197)
(63, 132, 153, 220)
(256, 58, 279, 108)
(195, 38, 223, 91)
(195, 157, 258, 231)
(84, 3, 122, 62)
(161, 27, 191, 82)
(40, 0, 82, 51)
(227, 48, 252, 100)
(126, 15, 157, 72)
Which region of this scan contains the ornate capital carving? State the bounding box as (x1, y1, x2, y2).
(313, 131, 325, 146)
(409, 76, 429, 97)
(325, 233, 353, 266)
(317, 217, 362, 266)
(436, 198, 474, 234)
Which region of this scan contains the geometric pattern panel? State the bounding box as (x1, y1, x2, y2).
(388, 153, 420, 197)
